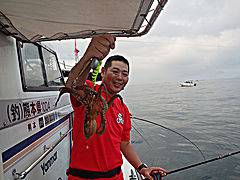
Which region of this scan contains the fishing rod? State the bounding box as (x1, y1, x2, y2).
(146, 150, 240, 180)
(166, 150, 240, 175)
(132, 116, 206, 160)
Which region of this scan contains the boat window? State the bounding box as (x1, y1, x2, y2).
(42, 48, 63, 86)
(18, 41, 64, 91)
(21, 43, 45, 87)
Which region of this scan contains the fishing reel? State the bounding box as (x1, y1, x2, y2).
(143, 173, 163, 180)
(91, 58, 100, 69)
(151, 173, 163, 180)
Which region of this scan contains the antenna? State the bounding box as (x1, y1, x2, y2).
(74, 39, 79, 64)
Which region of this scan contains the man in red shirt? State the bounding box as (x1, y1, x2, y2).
(66, 34, 167, 180)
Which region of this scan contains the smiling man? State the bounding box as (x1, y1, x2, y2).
(101, 55, 129, 94)
(65, 34, 166, 180)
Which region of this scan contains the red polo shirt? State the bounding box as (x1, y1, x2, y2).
(69, 80, 131, 179)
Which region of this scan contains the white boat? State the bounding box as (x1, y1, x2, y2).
(0, 0, 168, 180)
(180, 80, 197, 87)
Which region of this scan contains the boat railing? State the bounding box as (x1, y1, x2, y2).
(12, 128, 72, 179)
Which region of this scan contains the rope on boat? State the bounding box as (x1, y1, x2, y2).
(132, 116, 206, 160)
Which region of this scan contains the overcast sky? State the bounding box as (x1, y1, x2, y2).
(47, 0, 240, 85)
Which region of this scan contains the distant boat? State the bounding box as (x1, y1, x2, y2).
(180, 80, 197, 87)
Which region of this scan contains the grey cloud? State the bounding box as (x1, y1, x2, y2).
(46, 0, 240, 84)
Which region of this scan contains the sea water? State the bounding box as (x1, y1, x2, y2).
(122, 78, 240, 180)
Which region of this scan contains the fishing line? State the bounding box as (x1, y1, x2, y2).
(132, 122, 152, 147)
(132, 116, 206, 160)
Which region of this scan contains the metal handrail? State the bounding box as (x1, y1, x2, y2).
(130, 0, 168, 37)
(12, 128, 72, 179)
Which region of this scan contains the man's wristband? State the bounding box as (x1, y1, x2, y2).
(137, 163, 148, 172)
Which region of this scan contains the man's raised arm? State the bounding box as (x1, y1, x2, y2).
(66, 34, 116, 88)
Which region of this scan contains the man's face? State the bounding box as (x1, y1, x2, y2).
(101, 60, 129, 95)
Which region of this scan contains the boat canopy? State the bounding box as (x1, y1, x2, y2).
(0, 0, 168, 42)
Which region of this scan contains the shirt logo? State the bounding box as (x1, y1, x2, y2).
(116, 113, 124, 124)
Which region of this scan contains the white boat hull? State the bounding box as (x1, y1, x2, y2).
(0, 33, 139, 180)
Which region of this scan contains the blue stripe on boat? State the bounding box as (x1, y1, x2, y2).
(2, 115, 69, 163)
